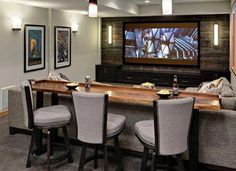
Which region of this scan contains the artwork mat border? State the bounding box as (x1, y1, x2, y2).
(24, 24, 46, 73)
(54, 26, 71, 69)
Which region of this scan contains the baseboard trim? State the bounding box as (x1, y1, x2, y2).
(199, 163, 236, 171)
(9, 126, 236, 171)
(0, 110, 8, 117)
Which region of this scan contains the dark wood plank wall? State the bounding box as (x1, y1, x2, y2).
(101, 14, 229, 72)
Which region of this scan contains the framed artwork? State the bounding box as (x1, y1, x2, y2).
(24, 25, 45, 72)
(54, 26, 71, 69)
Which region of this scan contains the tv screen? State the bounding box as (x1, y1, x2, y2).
(124, 22, 199, 66)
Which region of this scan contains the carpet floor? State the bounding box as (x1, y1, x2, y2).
(0, 115, 214, 171)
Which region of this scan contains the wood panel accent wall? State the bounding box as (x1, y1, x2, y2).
(101, 14, 229, 71)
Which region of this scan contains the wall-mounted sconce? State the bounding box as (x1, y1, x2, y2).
(89, 0, 97, 17)
(108, 25, 113, 45)
(214, 23, 219, 46)
(11, 16, 22, 31)
(71, 23, 79, 33)
(162, 0, 172, 15)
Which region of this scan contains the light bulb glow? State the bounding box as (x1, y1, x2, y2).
(89, 3, 97, 17)
(214, 24, 219, 46)
(11, 16, 22, 30)
(71, 23, 79, 32)
(108, 25, 113, 44)
(162, 0, 172, 15)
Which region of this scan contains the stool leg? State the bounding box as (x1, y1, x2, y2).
(50, 129, 56, 156)
(79, 144, 87, 171)
(151, 151, 156, 171)
(35, 128, 43, 155)
(93, 146, 98, 169)
(114, 136, 124, 171)
(141, 146, 149, 171)
(176, 154, 186, 171)
(167, 156, 175, 171)
(104, 144, 108, 171)
(62, 126, 73, 163)
(47, 130, 51, 171)
(26, 130, 35, 168)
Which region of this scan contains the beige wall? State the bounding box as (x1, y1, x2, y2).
(0, 1, 232, 111)
(231, 2, 236, 91)
(231, 72, 236, 91)
(49, 9, 99, 82)
(0, 2, 49, 110)
(0, 2, 49, 89)
(0, 2, 99, 110)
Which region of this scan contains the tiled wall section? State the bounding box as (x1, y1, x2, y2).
(101, 14, 229, 71)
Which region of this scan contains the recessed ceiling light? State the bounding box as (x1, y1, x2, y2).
(145, 0, 150, 3)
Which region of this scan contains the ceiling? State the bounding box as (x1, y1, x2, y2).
(129, 0, 229, 5)
(0, 0, 231, 17)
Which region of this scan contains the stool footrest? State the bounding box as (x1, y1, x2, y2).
(82, 149, 122, 170)
(84, 154, 104, 165)
(30, 143, 70, 165)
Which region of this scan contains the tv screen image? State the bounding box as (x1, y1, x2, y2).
(124, 22, 199, 66)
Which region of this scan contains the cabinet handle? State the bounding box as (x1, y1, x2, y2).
(153, 78, 159, 81)
(214, 74, 219, 78)
(126, 76, 132, 79)
(103, 68, 108, 73)
(182, 80, 189, 83)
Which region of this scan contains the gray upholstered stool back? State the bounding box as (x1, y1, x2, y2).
(155, 97, 194, 155)
(21, 80, 34, 129)
(72, 91, 108, 144)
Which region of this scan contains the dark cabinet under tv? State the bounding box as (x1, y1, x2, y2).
(142, 73, 171, 86)
(116, 71, 142, 84)
(95, 65, 120, 82)
(95, 65, 230, 88)
(201, 69, 231, 82)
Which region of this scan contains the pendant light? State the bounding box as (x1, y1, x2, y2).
(162, 0, 172, 15)
(89, 0, 97, 17)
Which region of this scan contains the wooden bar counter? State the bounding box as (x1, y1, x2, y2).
(32, 80, 220, 110)
(31, 80, 220, 171)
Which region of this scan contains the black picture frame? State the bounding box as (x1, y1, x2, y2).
(54, 26, 71, 69)
(24, 24, 46, 72)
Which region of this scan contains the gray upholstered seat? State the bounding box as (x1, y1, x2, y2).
(107, 113, 126, 137)
(134, 120, 154, 146)
(34, 105, 71, 127)
(135, 97, 195, 171)
(72, 91, 127, 144)
(72, 91, 126, 171)
(20, 80, 73, 171)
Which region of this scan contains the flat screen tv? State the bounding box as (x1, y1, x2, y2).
(123, 22, 200, 67)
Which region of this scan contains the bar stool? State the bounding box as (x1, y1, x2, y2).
(72, 91, 126, 171)
(20, 80, 73, 171)
(134, 97, 195, 171)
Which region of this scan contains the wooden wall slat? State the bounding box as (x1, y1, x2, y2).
(101, 14, 230, 71)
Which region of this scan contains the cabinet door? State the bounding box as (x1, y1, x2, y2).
(178, 75, 201, 87)
(117, 71, 142, 84)
(201, 70, 230, 82)
(96, 65, 117, 82)
(142, 73, 171, 86)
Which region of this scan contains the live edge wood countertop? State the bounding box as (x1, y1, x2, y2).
(32, 80, 220, 110)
